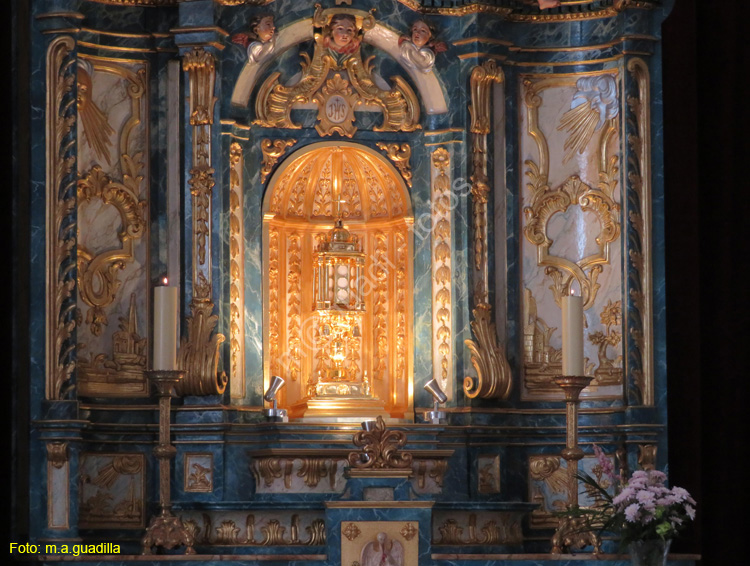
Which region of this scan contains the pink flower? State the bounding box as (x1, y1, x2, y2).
(624, 503, 640, 523)
(593, 444, 617, 482)
(685, 504, 696, 520)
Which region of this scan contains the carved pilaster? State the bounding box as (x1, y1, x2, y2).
(464, 60, 512, 401)
(46, 36, 78, 400)
(179, 47, 225, 395)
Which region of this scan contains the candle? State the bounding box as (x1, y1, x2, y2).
(562, 291, 584, 376)
(153, 279, 178, 370)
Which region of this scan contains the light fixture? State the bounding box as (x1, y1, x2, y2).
(423, 379, 447, 424)
(263, 375, 288, 421)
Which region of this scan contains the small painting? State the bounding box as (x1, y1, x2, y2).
(341, 521, 418, 566)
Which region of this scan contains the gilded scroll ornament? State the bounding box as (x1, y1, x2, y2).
(254, 5, 419, 136)
(260, 138, 296, 184)
(261, 520, 287, 545)
(46, 36, 77, 401)
(77, 155, 147, 335)
(177, 301, 227, 396)
(347, 415, 413, 470)
(376, 142, 413, 188)
(626, 58, 653, 405)
(464, 301, 513, 400)
(306, 519, 327, 545)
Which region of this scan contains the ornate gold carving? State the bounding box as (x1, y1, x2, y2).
(183, 47, 216, 126)
(522, 76, 621, 310)
(80, 452, 146, 529)
(46, 36, 77, 401)
(588, 299, 622, 385)
(254, 5, 419, 136)
(395, 229, 408, 387)
(522, 288, 563, 391)
(438, 519, 464, 544)
(287, 233, 302, 382)
(414, 459, 449, 490)
(375, 143, 412, 188)
(463, 61, 512, 401)
(464, 301, 513, 400)
(638, 444, 657, 471)
(268, 227, 281, 376)
(469, 60, 502, 275)
(47, 442, 69, 469)
(529, 455, 568, 528)
(343, 522, 361, 541)
(261, 520, 287, 545)
(180, 46, 225, 396)
(260, 139, 296, 184)
(229, 143, 245, 399)
(626, 58, 653, 405)
(306, 519, 327, 545)
(431, 148, 452, 396)
(77, 153, 147, 334)
(177, 301, 227, 396)
(78, 293, 148, 396)
(373, 231, 388, 381)
(298, 458, 337, 488)
(400, 523, 417, 541)
(347, 415, 413, 471)
(215, 520, 242, 545)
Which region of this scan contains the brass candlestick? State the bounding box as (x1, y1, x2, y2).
(141, 370, 195, 555)
(550, 375, 601, 554)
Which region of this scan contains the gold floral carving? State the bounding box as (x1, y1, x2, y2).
(376, 143, 413, 188)
(287, 233, 302, 382)
(254, 5, 419, 136)
(77, 153, 147, 336)
(229, 143, 245, 399)
(260, 139, 296, 184)
(268, 227, 281, 376)
(46, 36, 77, 400)
(306, 519, 326, 545)
(261, 520, 287, 545)
(347, 415, 413, 471)
(463, 61, 512, 401)
(180, 46, 225, 395)
(588, 299, 622, 385)
(431, 148, 452, 396)
(215, 521, 241, 545)
(438, 519, 464, 544)
(522, 76, 621, 310)
(373, 232, 388, 381)
(395, 230, 408, 387)
(626, 58, 653, 405)
(400, 523, 417, 541)
(343, 522, 361, 541)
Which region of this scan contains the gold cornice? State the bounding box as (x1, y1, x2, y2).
(424, 128, 464, 136)
(511, 55, 623, 67)
(425, 140, 463, 147)
(81, 28, 157, 39)
(458, 53, 506, 61)
(36, 12, 85, 21)
(170, 26, 229, 37)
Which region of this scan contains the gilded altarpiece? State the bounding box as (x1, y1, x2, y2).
(75, 55, 150, 397)
(520, 71, 623, 400)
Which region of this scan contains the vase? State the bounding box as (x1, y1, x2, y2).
(628, 539, 672, 566)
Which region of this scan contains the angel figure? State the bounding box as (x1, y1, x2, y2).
(322, 13, 362, 65)
(231, 13, 277, 65)
(360, 532, 404, 566)
(398, 18, 447, 73)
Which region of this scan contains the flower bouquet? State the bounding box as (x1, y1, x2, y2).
(563, 445, 696, 565)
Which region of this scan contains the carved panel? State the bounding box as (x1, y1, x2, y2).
(79, 453, 145, 529)
(341, 522, 419, 566)
(432, 511, 524, 546)
(184, 453, 214, 493)
(47, 442, 70, 529)
(520, 71, 623, 399)
(229, 143, 246, 399)
(75, 55, 150, 397)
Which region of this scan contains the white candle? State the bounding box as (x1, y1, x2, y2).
(562, 292, 584, 376)
(153, 280, 178, 370)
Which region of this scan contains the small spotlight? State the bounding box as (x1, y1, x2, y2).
(263, 375, 288, 421)
(423, 379, 447, 425)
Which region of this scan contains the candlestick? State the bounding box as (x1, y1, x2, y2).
(153, 282, 178, 371)
(561, 292, 584, 376)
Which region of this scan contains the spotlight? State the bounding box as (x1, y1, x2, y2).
(263, 375, 288, 421)
(423, 379, 447, 424)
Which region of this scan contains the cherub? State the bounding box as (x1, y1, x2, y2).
(231, 13, 277, 64)
(323, 13, 362, 61)
(398, 18, 447, 73)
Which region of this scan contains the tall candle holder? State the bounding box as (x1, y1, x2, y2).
(141, 370, 195, 555)
(550, 374, 601, 554)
